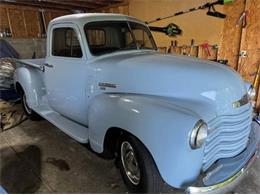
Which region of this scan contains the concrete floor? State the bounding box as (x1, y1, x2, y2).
(0, 119, 260, 193)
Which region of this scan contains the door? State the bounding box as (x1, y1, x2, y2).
(44, 23, 92, 126)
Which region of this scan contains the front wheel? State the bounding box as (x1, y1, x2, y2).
(118, 134, 167, 193)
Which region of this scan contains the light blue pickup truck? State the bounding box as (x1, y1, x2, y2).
(14, 13, 260, 193)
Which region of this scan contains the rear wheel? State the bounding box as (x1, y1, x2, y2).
(22, 93, 41, 120)
(118, 134, 167, 193)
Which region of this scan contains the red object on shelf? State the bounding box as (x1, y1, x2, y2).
(201, 43, 211, 56)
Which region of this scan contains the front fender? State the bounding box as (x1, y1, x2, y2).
(88, 93, 205, 188)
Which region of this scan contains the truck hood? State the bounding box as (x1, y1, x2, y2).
(92, 51, 248, 120)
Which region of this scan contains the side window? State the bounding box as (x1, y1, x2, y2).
(52, 27, 83, 58)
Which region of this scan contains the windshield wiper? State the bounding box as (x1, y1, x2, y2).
(127, 21, 139, 50)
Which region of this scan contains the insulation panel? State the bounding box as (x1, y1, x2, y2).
(8, 8, 27, 38)
(24, 10, 41, 37)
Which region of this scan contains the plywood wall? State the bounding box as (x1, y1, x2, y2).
(219, 0, 260, 110)
(238, 0, 260, 82)
(238, 0, 260, 109)
(0, 4, 70, 38)
(218, 0, 246, 69)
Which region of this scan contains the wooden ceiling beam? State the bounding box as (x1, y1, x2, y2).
(66, 0, 125, 7)
(61, 0, 117, 9)
(0, 0, 82, 11)
(0, 0, 127, 12)
(90, 0, 129, 11)
(62, 0, 107, 5)
(41, 0, 98, 9)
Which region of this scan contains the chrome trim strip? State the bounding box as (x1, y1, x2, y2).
(233, 94, 249, 108)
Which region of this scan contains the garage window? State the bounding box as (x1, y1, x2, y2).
(52, 27, 83, 58)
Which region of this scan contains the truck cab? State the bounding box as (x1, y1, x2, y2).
(44, 14, 157, 126)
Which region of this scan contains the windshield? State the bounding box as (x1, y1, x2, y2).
(84, 21, 157, 56)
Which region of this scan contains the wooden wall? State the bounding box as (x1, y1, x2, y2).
(219, 0, 260, 110)
(0, 3, 129, 39)
(0, 4, 70, 38)
(128, 0, 224, 48)
(94, 2, 129, 15)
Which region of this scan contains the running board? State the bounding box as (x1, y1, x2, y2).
(33, 105, 89, 143)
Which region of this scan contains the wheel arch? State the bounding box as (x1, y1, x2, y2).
(101, 126, 158, 161)
(14, 66, 46, 108)
(15, 82, 24, 95)
(101, 126, 124, 159)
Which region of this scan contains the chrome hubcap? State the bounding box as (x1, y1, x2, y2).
(23, 94, 32, 114)
(121, 141, 141, 185)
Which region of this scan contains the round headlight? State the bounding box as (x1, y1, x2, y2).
(190, 120, 208, 149)
(247, 85, 256, 100)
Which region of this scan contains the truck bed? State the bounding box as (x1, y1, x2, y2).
(16, 58, 45, 70)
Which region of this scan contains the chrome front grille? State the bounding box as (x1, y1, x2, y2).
(202, 107, 253, 171)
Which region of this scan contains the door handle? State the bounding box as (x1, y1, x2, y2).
(44, 63, 54, 68)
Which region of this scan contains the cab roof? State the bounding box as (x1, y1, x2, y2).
(50, 13, 145, 26)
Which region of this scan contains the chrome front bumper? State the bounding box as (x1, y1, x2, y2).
(186, 121, 260, 194)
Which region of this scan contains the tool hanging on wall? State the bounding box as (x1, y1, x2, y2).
(167, 40, 178, 53)
(201, 43, 212, 57)
(236, 11, 249, 28)
(146, 0, 234, 24)
(189, 39, 195, 56)
(149, 23, 182, 37)
(181, 45, 188, 56)
(207, 4, 226, 18)
(253, 63, 260, 101)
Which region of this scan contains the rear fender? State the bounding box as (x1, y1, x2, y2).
(14, 67, 45, 108)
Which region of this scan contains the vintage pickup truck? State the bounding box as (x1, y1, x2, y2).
(14, 13, 260, 193)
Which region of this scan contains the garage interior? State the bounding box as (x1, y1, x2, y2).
(0, 0, 260, 193)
